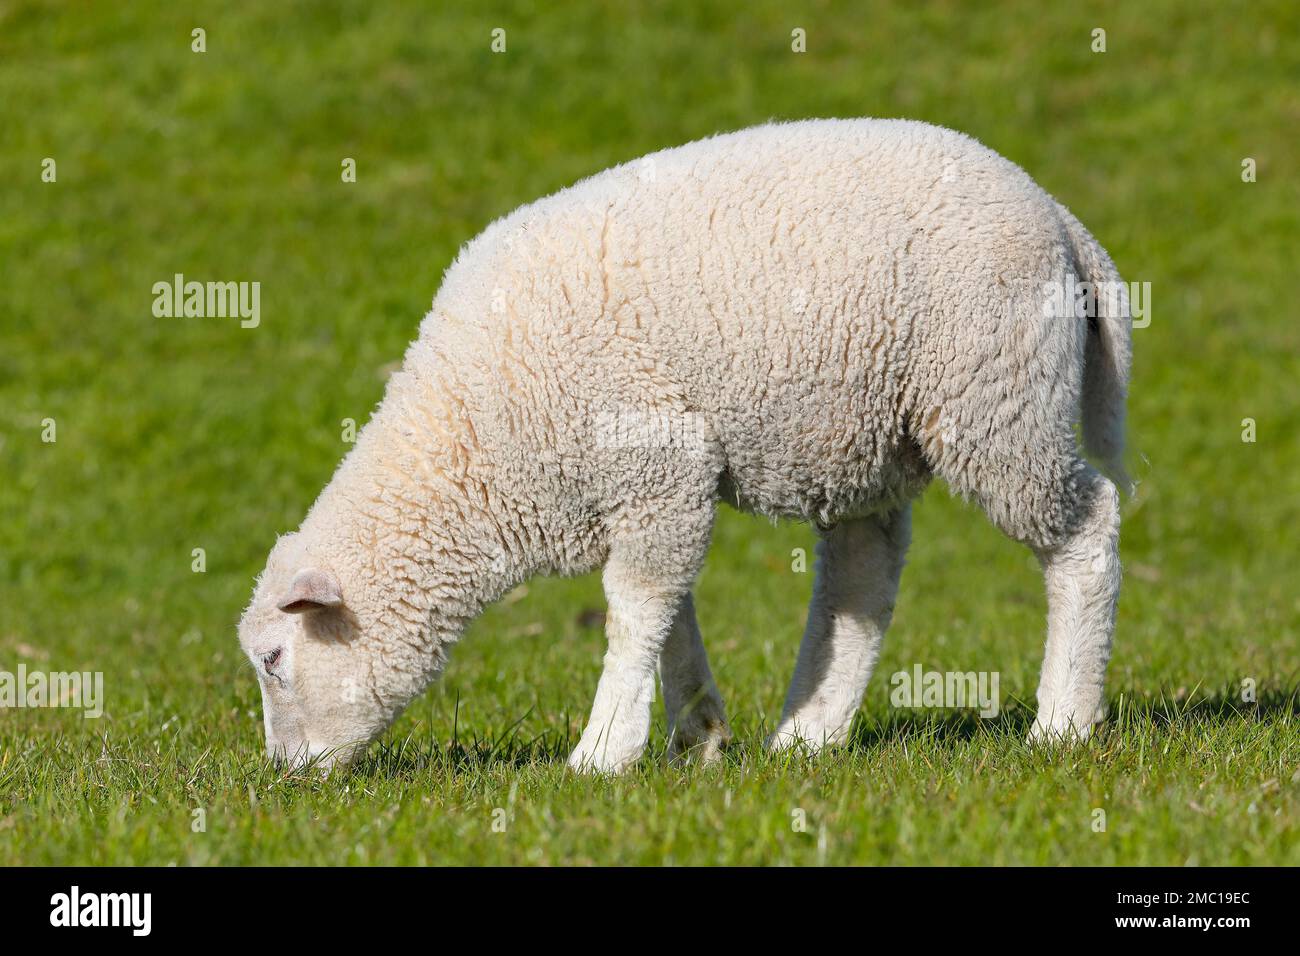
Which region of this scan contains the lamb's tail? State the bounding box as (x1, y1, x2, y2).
(1059, 204, 1133, 494)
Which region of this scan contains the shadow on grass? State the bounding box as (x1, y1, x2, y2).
(288, 683, 1299, 782)
(350, 713, 575, 779)
(845, 682, 1299, 752)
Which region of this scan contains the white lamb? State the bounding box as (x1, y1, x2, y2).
(238, 118, 1131, 773)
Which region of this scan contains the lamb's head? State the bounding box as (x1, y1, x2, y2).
(238, 546, 400, 772)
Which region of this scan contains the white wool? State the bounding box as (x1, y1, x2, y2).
(238, 118, 1130, 771)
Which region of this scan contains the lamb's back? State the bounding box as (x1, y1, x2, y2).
(424, 119, 1076, 521)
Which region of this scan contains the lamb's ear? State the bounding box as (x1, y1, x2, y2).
(277, 568, 344, 614)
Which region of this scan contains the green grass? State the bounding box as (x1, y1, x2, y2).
(1, 0, 1297, 865)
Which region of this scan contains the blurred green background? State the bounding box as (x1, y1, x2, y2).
(0, 0, 1296, 864)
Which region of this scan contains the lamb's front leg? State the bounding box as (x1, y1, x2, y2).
(659, 593, 731, 765)
(568, 561, 685, 774)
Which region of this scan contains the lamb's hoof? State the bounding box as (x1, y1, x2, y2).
(668, 719, 733, 766)
(1028, 700, 1106, 746)
(764, 723, 838, 755)
(1027, 717, 1096, 746)
(566, 742, 639, 775)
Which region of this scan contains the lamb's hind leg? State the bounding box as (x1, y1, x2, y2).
(769, 506, 911, 752)
(1029, 470, 1121, 741)
(659, 593, 731, 764)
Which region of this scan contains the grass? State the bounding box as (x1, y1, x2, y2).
(1, 0, 1297, 865)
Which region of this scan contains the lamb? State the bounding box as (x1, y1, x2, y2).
(237, 118, 1131, 773)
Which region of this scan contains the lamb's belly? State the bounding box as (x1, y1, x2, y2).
(712, 396, 930, 523)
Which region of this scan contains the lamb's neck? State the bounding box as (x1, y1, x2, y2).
(315, 371, 523, 661)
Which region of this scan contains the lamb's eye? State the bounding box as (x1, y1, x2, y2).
(261, 648, 282, 671)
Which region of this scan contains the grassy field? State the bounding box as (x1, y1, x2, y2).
(1, 0, 1297, 865)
